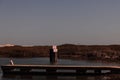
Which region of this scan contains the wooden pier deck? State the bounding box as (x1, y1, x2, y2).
(1, 65, 120, 76)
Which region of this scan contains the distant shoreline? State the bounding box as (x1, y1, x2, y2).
(0, 44, 120, 62)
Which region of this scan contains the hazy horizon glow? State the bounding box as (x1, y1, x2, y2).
(0, 0, 120, 45)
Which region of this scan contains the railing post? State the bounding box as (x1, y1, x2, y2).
(95, 69, 101, 74)
(76, 69, 86, 74)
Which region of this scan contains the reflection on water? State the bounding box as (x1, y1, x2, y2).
(2, 74, 120, 80)
(0, 58, 120, 80)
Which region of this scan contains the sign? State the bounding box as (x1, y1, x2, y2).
(52, 45, 58, 52)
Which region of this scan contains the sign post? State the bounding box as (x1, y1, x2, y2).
(49, 45, 58, 64)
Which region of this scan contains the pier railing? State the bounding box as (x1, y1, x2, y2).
(1, 65, 120, 75)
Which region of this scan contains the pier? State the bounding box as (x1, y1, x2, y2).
(1, 65, 120, 76)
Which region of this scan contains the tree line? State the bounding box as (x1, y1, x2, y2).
(0, 44, 120, 61)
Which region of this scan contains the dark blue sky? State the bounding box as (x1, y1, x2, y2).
(0, 0, 120, 45)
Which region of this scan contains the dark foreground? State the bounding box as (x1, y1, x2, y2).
(1, 58, 120, 80)
(2, 64, 120, 76)
(2, 74, 120, 80)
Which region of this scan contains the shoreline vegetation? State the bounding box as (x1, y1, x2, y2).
(0, 44, 120, 62)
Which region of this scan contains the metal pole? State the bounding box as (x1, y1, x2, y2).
(49, 45, 58, 64)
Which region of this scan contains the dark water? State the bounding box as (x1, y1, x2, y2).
(0, 58, 120, 80)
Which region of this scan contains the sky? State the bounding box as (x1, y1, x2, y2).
(0, 0, 120, 46)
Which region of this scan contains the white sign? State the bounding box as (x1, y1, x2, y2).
(52, 45, 57, 49)
(52, 45, 58, 52)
